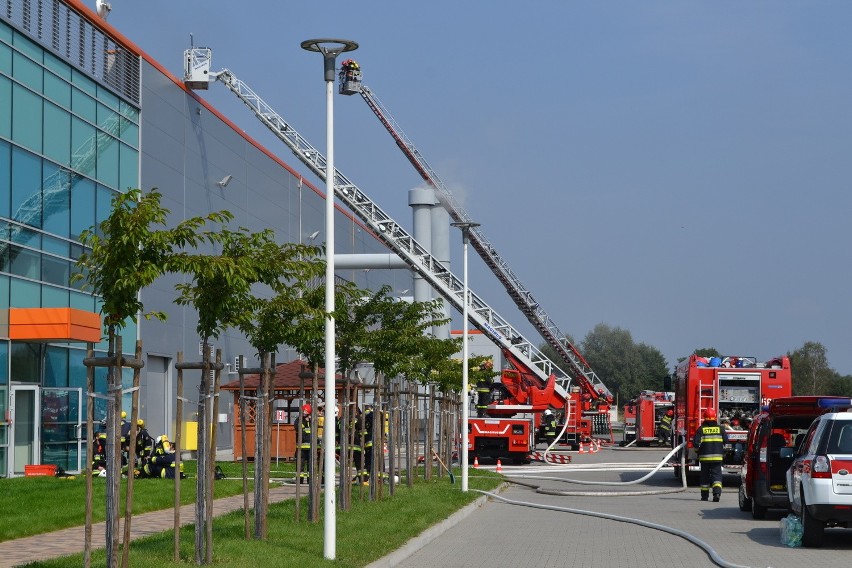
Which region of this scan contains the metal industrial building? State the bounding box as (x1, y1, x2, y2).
(0, 0, 407, 476)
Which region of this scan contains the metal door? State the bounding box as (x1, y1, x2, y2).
(9, 384, 39, 476)
(41, 388, 83, 473)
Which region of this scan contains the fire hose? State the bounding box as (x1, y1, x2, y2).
(473, 441, 762, 568)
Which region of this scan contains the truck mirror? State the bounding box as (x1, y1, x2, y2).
(663, 375, 672, 391)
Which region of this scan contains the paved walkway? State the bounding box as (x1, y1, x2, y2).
(0, 484, 300, 568)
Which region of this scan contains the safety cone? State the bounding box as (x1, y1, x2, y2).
(496, 459, 503, 474)
(591, 440, 599, 453)
(578, 442, 587, 454)
(473, 456, 479, 468)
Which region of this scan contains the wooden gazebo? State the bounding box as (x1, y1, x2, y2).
(221, 360, 345, 460)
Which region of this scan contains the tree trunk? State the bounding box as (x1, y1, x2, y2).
(120, 340, 143, 568)
(194, 339, 210, 565)
(238, 356, 250, 539)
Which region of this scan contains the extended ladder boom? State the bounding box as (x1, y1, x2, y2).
(182, 49, 570, 397)
(356, 83, 610, 398)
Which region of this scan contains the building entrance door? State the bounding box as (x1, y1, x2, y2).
(41, 388, 83, 473)
(9, 384, 39, 476)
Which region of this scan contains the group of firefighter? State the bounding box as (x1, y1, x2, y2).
(91, 411, 183, 479)
(296, 403, 380, 485)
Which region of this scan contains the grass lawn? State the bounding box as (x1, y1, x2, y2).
(11, 467, 502, 568)
(0, 460, 275, 541)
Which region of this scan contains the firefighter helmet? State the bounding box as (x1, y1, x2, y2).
(544, 409, 553, 416)
(666, 409, 674, 416)
(137, 419, 145, 428)
(703, 408, 717, 420)
(121, 411, 127, 419)
(302, 403, 312, 415)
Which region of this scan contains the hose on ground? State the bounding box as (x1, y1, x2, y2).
(507, 442, 687, 497)
(472, 489, 755, 568)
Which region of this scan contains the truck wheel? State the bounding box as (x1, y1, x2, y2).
(738, 484, 752, 512)
(801, 489, 825, 547)
(751, 497, 767, 520)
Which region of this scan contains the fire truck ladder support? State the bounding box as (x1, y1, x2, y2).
(355, 84, 609, 399)
(182, 49, 570, 392)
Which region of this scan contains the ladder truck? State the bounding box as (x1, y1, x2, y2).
(182, 48, 610, 462)
(672, 354, 792, 482)
(339, 61, 613, 424)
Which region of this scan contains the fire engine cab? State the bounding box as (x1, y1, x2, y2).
(671, 354, 792, 482)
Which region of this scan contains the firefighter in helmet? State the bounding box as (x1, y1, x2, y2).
(693, 408, 728, 502)
(475, 378, 492, 418)
(658, 408, 674, 445)
(296, 403, 312, 483)
(139, 434, 184, 478)
(539, 409, 558, 446)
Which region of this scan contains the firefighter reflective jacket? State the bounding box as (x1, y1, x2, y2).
(659, 414, 673, 434)
(693, 420, 728, 462)
(298, 416, 312, 450)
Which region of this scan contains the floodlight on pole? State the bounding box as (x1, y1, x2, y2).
(451, 221, 480, 492)
(301, 37, 357, 562)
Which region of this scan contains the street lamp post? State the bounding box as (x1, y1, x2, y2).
(301, 37, 358, 561)
(451, 221, 480, 492)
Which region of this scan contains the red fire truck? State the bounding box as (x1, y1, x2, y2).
(671, 354, 792, 481)
(469, 353, 613, 462)
(623, 391, 674, 446)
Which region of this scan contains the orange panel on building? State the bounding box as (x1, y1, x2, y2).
(9, 308, 101, 342)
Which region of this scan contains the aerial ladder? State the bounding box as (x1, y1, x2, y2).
(338, 61, 611, 400)
(181, 48, 595, 405)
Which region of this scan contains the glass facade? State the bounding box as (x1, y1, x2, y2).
(0, 10, 140, 475)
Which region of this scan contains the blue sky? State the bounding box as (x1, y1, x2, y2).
(106, 2, 852, 375)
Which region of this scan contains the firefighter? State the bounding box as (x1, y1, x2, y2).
(135, 419, 154, 462)
(362, 405, 375, 485)
(658, 409, 673, 445)
(693, 408, 728, 502)
(296, 403, 312, 483)
(92, 431, 108, 474)
(539, 409, 558, 446)
(139, 435, 184, 478)
(475, 378, 491, 418)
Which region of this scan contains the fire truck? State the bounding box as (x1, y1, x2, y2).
(468, 352, 613, 463)
(622, 391, 674, 446)
(671, 354, 792, 481)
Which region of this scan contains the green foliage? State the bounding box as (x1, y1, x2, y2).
(788, 341, 837, 395)
(170, 227, 289, 341)
(73, 189, 232, 330)
(427, 354, 491, 393)
(236, 245, 325, 356)
(580, 323, 668, 399)
(692, 347, 721, 359)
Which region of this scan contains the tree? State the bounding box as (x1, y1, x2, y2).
(170, 227, 289, 563)
(578, 324, 669, 401)
(788, 341, 834, 395)
(236, 242, 324, 537)
(74, 188, 230, 568)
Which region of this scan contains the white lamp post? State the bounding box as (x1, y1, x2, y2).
(451, 221, 480, 492)
(301, 37, 358, 560)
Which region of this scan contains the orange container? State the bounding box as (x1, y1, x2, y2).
(24, 464, 57, 477)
